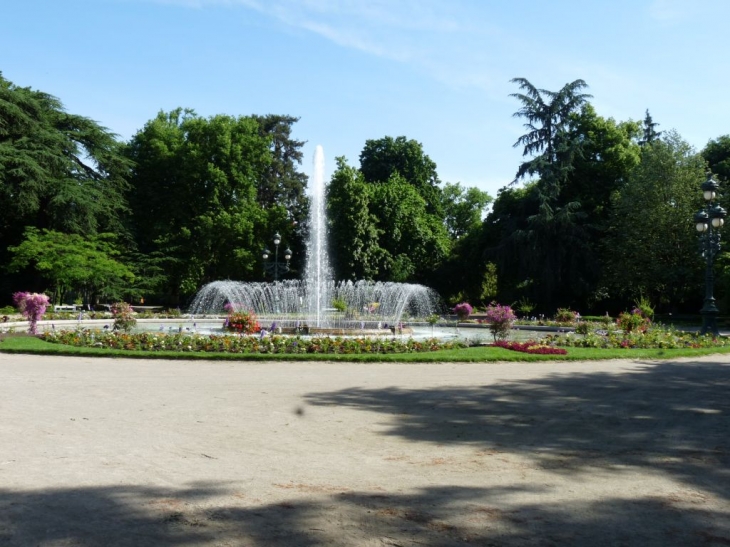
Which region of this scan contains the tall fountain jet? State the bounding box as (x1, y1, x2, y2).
(304, 145, 332, 327)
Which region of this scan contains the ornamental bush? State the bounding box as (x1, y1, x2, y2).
(111, 302, 137, 332)
(633, 295, 655, 321)
(224, 310, 261, 334)
(453, 302, 473, 321)
(554, 308, 579, 323)
(484, 302, 516, 341)
(13, 292, 50, 334)
(617, 310, 650, 334)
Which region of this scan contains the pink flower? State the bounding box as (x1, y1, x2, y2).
(453, 302, 473, 320)
(13, 292, 50, 334)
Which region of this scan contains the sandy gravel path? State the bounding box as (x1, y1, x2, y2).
(0, 353, 728, 546)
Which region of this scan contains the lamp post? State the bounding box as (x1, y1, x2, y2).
(694, 174, 727, 336)
(262, 232, 292, 281)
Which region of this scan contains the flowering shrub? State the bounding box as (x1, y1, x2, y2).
(633, 296, 654, 321)
(224, 310, 261, 334)
(13, 292, 50, 334)
(554, 308, 579, 323)
(111, 302, 137, 332)
(617, 309, 650, 334)
(493, 340, 567, 355)
(365, 302, 380, 314)
(453, 302, 473, 321)
(484, 302, 517, 341)
(39, 330, 467, 355)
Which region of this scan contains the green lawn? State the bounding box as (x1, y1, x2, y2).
(2, 334, 730, 362)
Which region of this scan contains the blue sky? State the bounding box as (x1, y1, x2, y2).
(2, 0, 729, 198)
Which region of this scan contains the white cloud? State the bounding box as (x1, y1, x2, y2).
(145, 0, 504, 89)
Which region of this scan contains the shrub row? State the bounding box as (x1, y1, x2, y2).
(39, 330, 467, 355)
(546, 328, 729, 349)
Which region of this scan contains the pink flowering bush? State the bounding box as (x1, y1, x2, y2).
(453, 302, 473, 321)
(484, 302, 517, 341)
(13, 292, 50, 334)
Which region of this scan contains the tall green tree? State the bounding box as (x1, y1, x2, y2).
(559, 107, 642, 309)
(126, 109, 275, 302)
(510, 77, 591, 200)
(0, 73, 131, 239)
(359, 136, 443, 216)
(441, 182, 492, 239)
(601, 131, 706, 310)
(367, 173, 450, 283)
(561, 105, 642, 219)
(326, 157, 383, 280)
(638, 109, 662, 146)
(507, 78, 592, 310)
(251, 114, 308, 213)
(7, 227, 134, 306)
(0, 72, 132, 303)
(481, 184, 540, 304)
(252, 114, 309, 265)
(702, 135, 730, 183)
(431, 183, 493, 303)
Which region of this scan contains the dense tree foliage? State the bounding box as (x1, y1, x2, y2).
(482, 79, 709, 315)
(510, 77, 591, 194)
(327, 159, 452, 284)
(441, 183, 492, 239)
(359, 136, 443, 216)
(600, 132, 706, 310)
(0, 73, 131, 239)
(328, 140, 454, 287)
(368, 173, 450, 282)
(561, 105, 642, 219)
(326, 157, 383, 280)
(7, 228, 134, 306)
(252, 114, 310, 259)
(125, 109, 288, 302)
(0, 72, 132, 300)
(2, 72, 729, 317)
(702, 135, 730, 183)
(639, 109, 662, 146)
(501, 78, 593, 310)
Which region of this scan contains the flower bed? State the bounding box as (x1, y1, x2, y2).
(493, 340, 567, 355)
(39, 330, 466, 355)
(546, 328, 730, 349)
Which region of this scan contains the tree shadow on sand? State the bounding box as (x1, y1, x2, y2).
(304, 359, 730, 502)
(1, 482, 728, 546)
(2, 359, 729, 545)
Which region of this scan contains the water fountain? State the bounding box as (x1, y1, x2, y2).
(188, 145, 440, 334)
(305, 145, 333, 327)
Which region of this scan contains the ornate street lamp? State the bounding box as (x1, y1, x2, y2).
(695, 174, 727, 336)
(262, 232, 292, 281)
